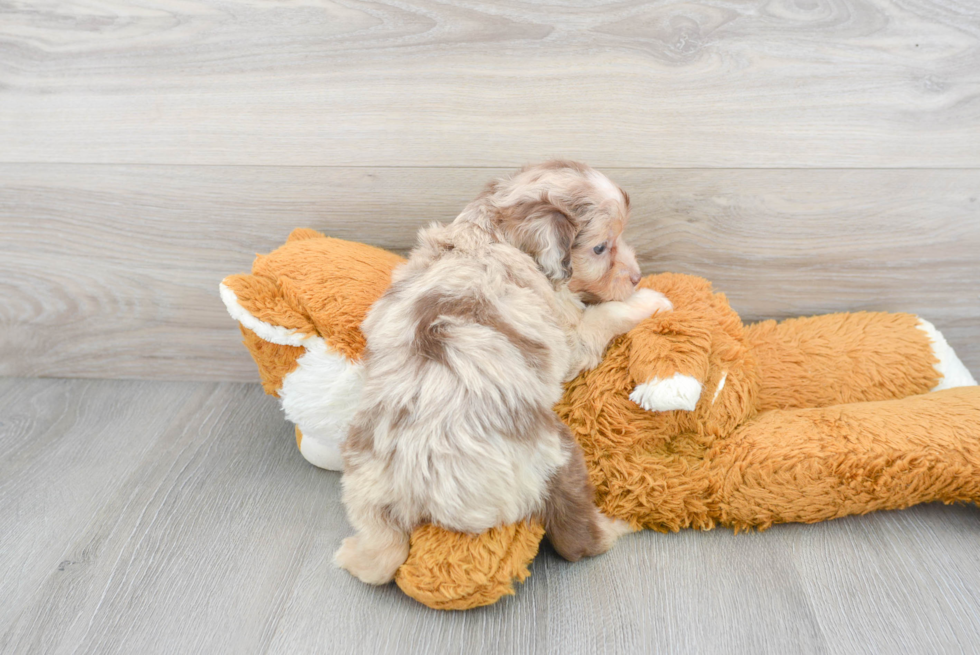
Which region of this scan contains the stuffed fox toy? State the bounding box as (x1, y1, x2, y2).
(221, 229, 980, 610)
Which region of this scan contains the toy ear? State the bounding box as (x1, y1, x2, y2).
(220, 274, 318, 348)
(287, 227, 326, 242)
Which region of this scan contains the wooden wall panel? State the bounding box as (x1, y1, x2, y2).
(0, 0, 978, 167)
(2, 165, 977, 380)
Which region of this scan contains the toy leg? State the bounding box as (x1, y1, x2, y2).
(280, 339, 366, 471)
(627, 306, 714, 412)
(711, 386, 980, 530)
(294, 427, 346, 471)
(627, 274, 749, 413)
(744, 312, 975, 412)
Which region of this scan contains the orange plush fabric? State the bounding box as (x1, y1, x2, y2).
(555, 272, 959, 533)
(239, 327, 305, 397)
(223, 231, 980, 610)
(224, 228, 403, 361)
(394, 521, 547, 610)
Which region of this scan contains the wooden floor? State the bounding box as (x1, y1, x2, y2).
(2, 376, 979, 654)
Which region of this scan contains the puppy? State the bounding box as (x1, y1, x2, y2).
(336, 160, 672, 584)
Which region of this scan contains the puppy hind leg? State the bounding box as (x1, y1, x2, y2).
(335, 502, 410, 585)
(541, 428, 633, 561)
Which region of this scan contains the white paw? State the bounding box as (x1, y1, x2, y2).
(624, 288, 673, 323)
(602, 515, 636, 538)
(334, 537, 407, 586)
(334, 537, 368, 578)
(595, 514, 636, 554)
(630, 373, 703, 412)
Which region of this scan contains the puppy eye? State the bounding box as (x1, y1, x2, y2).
(593, 243, 607, 255)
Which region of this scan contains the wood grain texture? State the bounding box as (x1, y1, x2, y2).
(2, 165, 977, 381)
(1, 0, 979, 167)
(1, 378, 979, 654)
(0, 377, 207, 636)
(777, 507, 980, 653)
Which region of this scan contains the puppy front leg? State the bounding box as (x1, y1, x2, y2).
(335, 497, 409, 585)
(568, 288, 672, 379)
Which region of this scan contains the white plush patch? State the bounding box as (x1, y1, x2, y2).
(711, 371, 728, 404)
(219, 282, 314, 347)
(630, 373, 703, 412)
(916, 318, 977, 390)
(298, 430, 346, 472)
(279, 339, 366, 472)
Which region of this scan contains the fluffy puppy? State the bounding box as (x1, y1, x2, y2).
(336, 160, 672, 584)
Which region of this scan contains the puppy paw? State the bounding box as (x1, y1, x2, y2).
(334, 536, 408, 585)
(624, 288, 673, 323)
(594, 513, 636, 555)
(630, 373, 702, 412)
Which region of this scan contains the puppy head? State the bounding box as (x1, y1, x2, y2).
(471, 160, 641, 302)
(565, 202, 642, 304)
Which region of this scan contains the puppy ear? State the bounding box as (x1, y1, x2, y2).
(498, 196, 576, 282)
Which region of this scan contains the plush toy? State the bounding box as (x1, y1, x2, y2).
(221, 229, 980, 610)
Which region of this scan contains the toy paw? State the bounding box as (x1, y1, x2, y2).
(630, 373, 703, 412)
(395, 521, 545, 610)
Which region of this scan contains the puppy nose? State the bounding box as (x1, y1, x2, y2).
(630, 271, 641, 286)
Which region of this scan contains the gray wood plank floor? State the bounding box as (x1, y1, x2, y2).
(2, 377, 978, 654)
